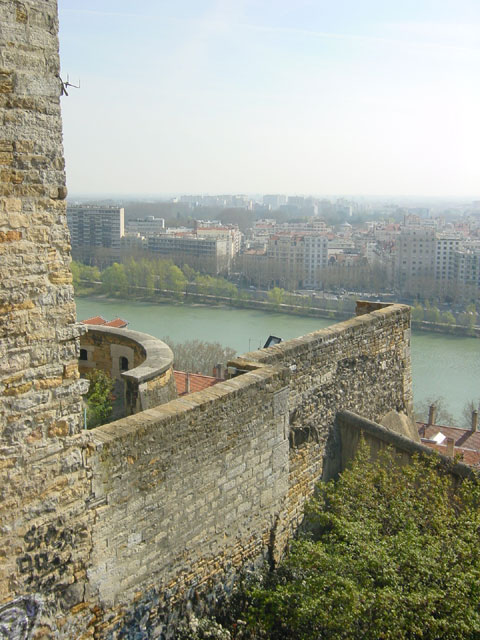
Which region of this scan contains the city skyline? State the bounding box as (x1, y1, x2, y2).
(59, 0, 480, 198)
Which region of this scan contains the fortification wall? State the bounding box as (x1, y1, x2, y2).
(0, 2, 415, 637)
(0, 0, 86, 451)
(235, 302, 412, 549)
(0, 302, 412, 638)
(329, 409, 476, 483)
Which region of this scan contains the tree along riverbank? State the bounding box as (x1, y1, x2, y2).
(75, 281, 479, 338)
(72, 259, 479, 338)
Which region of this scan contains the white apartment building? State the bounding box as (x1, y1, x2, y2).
(434, 233, 463, 283)
(126, 216, 165, 236)
(452, 245, 480, 298)
(195, 222, 243, 258)
(303, 235, 329, 288)
(67, 205, 125, 250)
(267, 232, 328, 289)
(395, 226, 436, 286)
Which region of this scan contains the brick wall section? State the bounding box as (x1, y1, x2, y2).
(0, 0, 86, 450)
(236, 303, 412, 545)
(1, 303, 411, 637)
(86, 364, 290, 637)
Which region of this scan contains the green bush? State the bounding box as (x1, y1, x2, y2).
(247, 443, 480, 639)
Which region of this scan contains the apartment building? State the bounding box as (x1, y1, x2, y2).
(394, 226, 436, 287)
(147, 233, 229, 273)
(126, 216, 165, 236)
(194, 221, 243, 258)
(267, 232, 328, 289)
(434, 233, 463, 283)
(454, 247, 480, 291)
(303, 234, 329, 288)
(67, 205, 125, 250)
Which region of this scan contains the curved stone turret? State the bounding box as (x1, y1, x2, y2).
(79, 325, 177, 416)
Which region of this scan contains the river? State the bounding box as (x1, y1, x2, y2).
(76, 297, 480, 425)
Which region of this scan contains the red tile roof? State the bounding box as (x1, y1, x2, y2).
(418, 422, 480, 468)
(81, 316, 128, 328)
(103, 318, 129, 328)
(81, 316, 107, 325)
(174, 371, 220, 396)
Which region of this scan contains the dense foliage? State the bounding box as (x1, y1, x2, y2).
(245, 444, 480, 639)
(84, 369, 114, 428)
(71, 258, 241, 300)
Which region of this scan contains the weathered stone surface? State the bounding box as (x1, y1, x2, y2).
(0, 0, 85, 441)
(380, 409, 421, 443)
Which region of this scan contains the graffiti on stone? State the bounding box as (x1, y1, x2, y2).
(16, 519, 75, 592)
(0, 596, 41, 640)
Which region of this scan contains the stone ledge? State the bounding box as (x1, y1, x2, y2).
(84, 325, 174, 384)
(243, 303, 410, 364)
(332, 409, 476, 481)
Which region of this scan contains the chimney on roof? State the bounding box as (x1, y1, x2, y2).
(472, 410, 479, 432)
(428, 404, 437, 426)
(445, 437, 455, 457)
(213, 363, 226, 379)
(186, 372, 191, 394)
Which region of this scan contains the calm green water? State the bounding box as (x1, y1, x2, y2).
(76, 297, 480, 425)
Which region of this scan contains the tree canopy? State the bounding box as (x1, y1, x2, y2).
(162, 337, 236, 376)
(246, 443, 480, 639)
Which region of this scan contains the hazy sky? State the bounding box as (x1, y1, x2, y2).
(58, 0, 480, 198)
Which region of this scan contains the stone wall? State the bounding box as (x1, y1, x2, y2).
(1, 303, 412, 637)
(86, 363, 290, 637)
(328, 409, 476, 483)
(0, 0, 86, 452)
(234, 302, 412, 548)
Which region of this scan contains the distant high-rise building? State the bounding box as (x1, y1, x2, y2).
(434, 233, 463, 283)
(395, 226, 436, 287)
(67, 205, 124, 250)
(267, 232, 328, 289)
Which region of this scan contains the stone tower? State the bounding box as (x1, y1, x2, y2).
(0, 0, 86, 449)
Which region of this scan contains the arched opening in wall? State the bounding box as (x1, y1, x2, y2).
(120, 356, 129, 371)
(80, 348, 88, 361)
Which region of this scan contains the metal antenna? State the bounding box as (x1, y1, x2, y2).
(59, 74, 80, 96)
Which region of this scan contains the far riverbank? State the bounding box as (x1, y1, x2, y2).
(75, 283, 479, 338)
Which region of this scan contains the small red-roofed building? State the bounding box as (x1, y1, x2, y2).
(174, 371, 221, 396)
(418, 409, 480, 468)
(81, 316, 128, 328)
